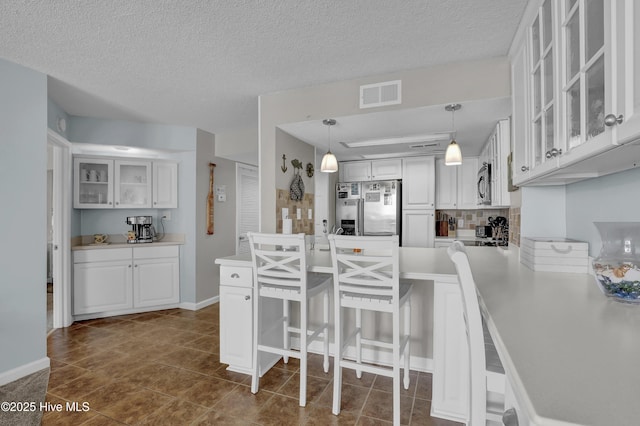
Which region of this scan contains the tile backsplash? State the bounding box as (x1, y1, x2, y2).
(436, 209, 510, 229)
(275, 189, 314, 235)
(509, 207, 521, 246)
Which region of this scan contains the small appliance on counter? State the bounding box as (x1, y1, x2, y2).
(475, 225, 493, 238)
(126, 215, 155, 243)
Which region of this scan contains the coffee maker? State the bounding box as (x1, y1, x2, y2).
(126, 216, 155, 243)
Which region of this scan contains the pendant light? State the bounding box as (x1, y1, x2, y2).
(444, 104, 462, 166)
(320, 118, 338, 173)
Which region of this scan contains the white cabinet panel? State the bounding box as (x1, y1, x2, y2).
(341, 161, 371, 181)
(435, 158, 477, 209)
(402, 210, 434, 248)
(73, 260, 133, 314)
(435, 159, 457, 209)
(153, 161, 178, 208)
(134, 257, 180, 307)
(340, 159, 402, 182)
(371, 159, 402, 180)
(402, 156, 435, 210)
(219, 284, 253, 370)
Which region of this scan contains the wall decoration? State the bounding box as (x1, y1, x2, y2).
(306, 162, 314, 178)
(290, 159, 305, 201)
(281, 154, 288, 173)
(207, 162, 216, 235)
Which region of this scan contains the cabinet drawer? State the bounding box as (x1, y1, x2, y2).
(133, 245, 180, 259)
(220, 266, 252, 287)
(74, 248, 131, 263)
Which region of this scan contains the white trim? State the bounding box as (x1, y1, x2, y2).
(47, 129, 73, 329)
(0, 358, 50, 387)
(179, 295, 219, 311)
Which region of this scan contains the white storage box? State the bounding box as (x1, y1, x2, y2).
(520, 237, 589, 273)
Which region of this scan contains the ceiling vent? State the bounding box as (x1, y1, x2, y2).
(359, 80, 401, 109)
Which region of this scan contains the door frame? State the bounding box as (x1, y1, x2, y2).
(235, 163, 259, 255)
(48, 129, 73, 328)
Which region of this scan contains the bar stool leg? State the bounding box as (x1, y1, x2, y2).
(323, 289, 330, 373)
(332, 305, 342, 415)
(283, 299, 290, 364)
(404, 302, 411, 389)
(251, 286, 261, 394)
(393, 310, 401, 426)
(355, 307, 362, 379)
(299, 297, 308, 407)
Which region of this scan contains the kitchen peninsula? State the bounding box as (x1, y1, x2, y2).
(216, 246, 640, 425)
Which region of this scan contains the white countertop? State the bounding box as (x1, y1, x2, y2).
(217, 246, 640, 425)
(466, 246, 640, 426)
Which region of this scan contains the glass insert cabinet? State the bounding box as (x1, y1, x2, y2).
(74, 157, 153, 209)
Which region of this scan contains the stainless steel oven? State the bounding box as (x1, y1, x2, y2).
(477, 162, 491, 205)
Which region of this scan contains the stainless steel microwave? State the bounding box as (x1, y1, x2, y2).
(477, 162, 491, 205)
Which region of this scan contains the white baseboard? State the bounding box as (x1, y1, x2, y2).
(179, 296, 219, 311)
(0, 357, 50, 387)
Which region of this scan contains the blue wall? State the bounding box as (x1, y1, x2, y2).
(0, 58, 48, 375)
(566, 167, 640, 257)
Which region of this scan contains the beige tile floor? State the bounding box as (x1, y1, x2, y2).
(45, 304, 462, 425)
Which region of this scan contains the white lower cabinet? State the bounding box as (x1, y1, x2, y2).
(402, 210, 434, 248)
(219, 264, 284, 375)
(73, 245, 180, 317)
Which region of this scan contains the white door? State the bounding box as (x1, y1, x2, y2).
(236, 164, 259, 254)
(48, 130, 73, 328)
(402, 210, 434, 248)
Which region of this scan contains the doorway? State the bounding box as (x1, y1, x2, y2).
(236, 163, 259, 254)
(47, 129, 73, 330)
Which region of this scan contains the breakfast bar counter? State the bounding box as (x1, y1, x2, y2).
(216, 246, 640, 425)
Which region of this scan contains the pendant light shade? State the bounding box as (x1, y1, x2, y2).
(321, 119, 338, 173)
(444, 104, 463, 166)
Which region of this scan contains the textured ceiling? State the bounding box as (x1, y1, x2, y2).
(0, 0, 527, 136)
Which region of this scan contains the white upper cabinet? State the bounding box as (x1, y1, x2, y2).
(114, 160, 152, 208)
(511, 0, 639, 185)
(153, 161, 178, 208)
(402, 156, 435, 210)
(435, 157, 478, 209)
(340, 159, 402, 182)
(74, 156, 178, 209)
(74, 157, 114, 208)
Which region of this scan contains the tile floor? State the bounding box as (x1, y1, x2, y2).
(45, 304, 462, 425)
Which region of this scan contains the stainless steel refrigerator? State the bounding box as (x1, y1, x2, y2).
(335, 182, 363, 236)
(362, 180, 402, 238)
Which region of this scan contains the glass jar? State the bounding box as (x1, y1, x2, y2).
(592, 222, 640, 303)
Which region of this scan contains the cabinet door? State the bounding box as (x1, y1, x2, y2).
(153, 162, 178, 208)
(341, 161, 372, 181)
(73, 157, 114, 208)
(402, 210, 434, 248)
(458, 157, 478, 209)
(435, 158, 457, 209)
(371, 159, 402, 180)
(219, 285, 253, 370)
(133, 257, 180, 307)
(73, 260, 133, 314)
(402, 156, 435, 209)
(114, 160, 152, 208)
(512, 41, 531, 184)
(557, 0, 620, 164)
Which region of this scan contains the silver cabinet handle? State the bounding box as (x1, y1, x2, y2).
(129, 264, 132, 268)
(116, 202, 119, 205)
(109, 201, 112, 205)
(545, 150, 552, 159)
(549, 148, 562, 157)
(244, 295, 250, 300)
(604, 114, 624, 126)
(521, 166, 529, 172)
(231, 273, 239, 278)
(134, 264, 138, 268)
(154, 202, 157, 205)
